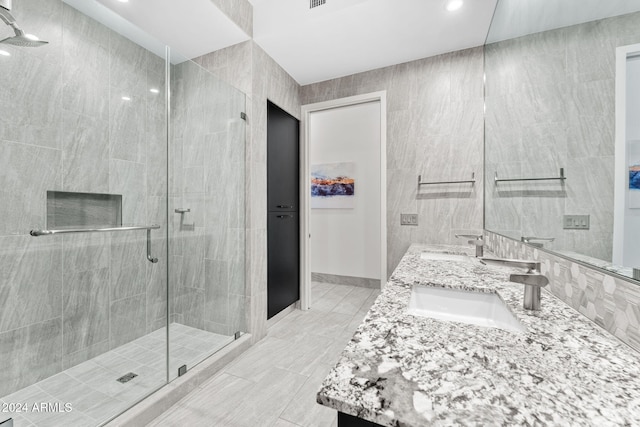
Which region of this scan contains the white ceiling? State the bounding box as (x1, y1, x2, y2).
(64, 0, 250, 61)
(249, 0, 498, 85)
(65, 0, 640, 86)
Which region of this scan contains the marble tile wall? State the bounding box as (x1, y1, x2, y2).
(485, 12, 640, 262)
(485, 231, 640, 353)
(300, 48, 486, 276)
(194, 40, 301, 344)
(169, 56, 246, 338)
(0, 1, 167, 397)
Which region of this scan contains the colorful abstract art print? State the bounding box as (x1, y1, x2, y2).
(629, 140, 640, 208)
(311, 162, 355, 209)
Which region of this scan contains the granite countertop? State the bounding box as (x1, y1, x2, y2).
(317, 244, 640, 426)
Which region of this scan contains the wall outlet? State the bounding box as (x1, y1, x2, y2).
(401, 214, 418, 226)
(563, 215, 590, 230)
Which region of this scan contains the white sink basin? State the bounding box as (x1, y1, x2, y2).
(420, 252, 471, 262)
(407, 286, 526, 333)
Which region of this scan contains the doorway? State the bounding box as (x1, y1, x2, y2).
(300, 92, 387, 310)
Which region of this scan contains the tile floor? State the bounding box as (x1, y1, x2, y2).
(148, 282, 380, 427)
(0, 324, 233, 427)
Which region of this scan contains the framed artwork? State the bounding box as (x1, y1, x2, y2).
(311, 162, 355, 209)
(630, 140, 640, 208)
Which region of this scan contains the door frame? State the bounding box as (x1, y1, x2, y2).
(613, 43, 640, 264)
(299, 91, 387, 310)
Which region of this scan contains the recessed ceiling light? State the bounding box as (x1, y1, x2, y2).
(122, 96, 131, 101)
(149, 88, 159, 94)
(0, 50, 10, 57)
(117, 0, 129, 3)
(24, 34, 39, 41)
(445, 0, 463, 12)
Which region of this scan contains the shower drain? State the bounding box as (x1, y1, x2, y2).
(116, 372, 138, 383)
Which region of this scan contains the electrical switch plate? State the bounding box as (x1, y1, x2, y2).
(563, 215, 590, 230)
(401, 214, 418, 226)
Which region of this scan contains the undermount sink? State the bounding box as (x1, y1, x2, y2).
(420, 252, 471, 262)
(407, 286, 526, 333)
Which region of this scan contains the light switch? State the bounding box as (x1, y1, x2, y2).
(563, 215, 589, 230)
(401, 214, 418, 226)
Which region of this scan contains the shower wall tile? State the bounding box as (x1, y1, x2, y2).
(109, 32, 148, 95)
(62, 267, 110, 355)
(179, 287, 205, 330)
(62, 233, 110, 272)
(204, 259, 229, 325)
(0, 236, 62, 334)
(0, 318, 62, 397)
(109, 159, 147, 225)
(61, 5, 109, 121)
(62, 109, 109, 193)
(110, 233, 147, 301)
(110, 88, 147, 164)
(110, 293, 147, 348)
(0, 140, 62, 236)
(0, 50, 63, 149)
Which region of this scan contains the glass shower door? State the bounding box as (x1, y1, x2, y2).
(167, 50, 247, 381)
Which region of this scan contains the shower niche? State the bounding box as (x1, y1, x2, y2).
(46, 191, 123, 228)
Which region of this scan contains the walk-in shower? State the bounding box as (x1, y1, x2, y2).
(0, 1, 246, 426)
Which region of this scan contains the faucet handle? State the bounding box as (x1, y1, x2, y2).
(480, 257, 540, 273)
(509, 273, 549, 287)
(521, 236, 555, 243)
(456, 234, 483, 240)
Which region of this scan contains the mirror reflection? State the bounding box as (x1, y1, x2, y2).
(484, 0, 640, 281)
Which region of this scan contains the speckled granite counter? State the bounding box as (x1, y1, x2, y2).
(317, 244, 640, 426)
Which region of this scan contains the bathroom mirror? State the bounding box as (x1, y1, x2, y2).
(484, 0, 640, 281)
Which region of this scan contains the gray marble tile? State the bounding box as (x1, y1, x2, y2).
(205, 259, 229, 326)
(110, 232, 147, 301)
(0, 141, 62, 236)
(0, 48, 63, 150)
(109, 31, 148, 95)
(0, 235, 62, 333)
(180, 287, 205, 330)
(110, 293, 147, 348)
(61, 109, 109, 193)
(61, 7, 109, 121)
(110, 89, 147, 164)
(63, 267, 109, 355)
(109, 160, 147, 225)
(280, 363, 337, 427)
(0, 318, 62, 397)
(180, 226, 206, 290)
(62, 233, 109, 273)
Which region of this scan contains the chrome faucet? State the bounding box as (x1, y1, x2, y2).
(480, 258, 549, 311)
(520, 236, 555, 249)
(455, 234, 484, 257)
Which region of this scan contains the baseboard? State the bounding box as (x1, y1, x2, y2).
(312, 272, 381, 289)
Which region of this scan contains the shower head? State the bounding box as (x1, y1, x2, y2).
(0, 33, 47, 47)
(0, 2, 48, 47)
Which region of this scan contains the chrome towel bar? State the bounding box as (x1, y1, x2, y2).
(418, 172, 475, 186)
(494, 168, 566, 184)
(29, 225, 161, 263)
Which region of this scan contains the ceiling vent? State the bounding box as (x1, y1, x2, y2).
(310, 0, 326, 9)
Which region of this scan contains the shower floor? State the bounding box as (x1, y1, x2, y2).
(0, 323, 233, 427)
